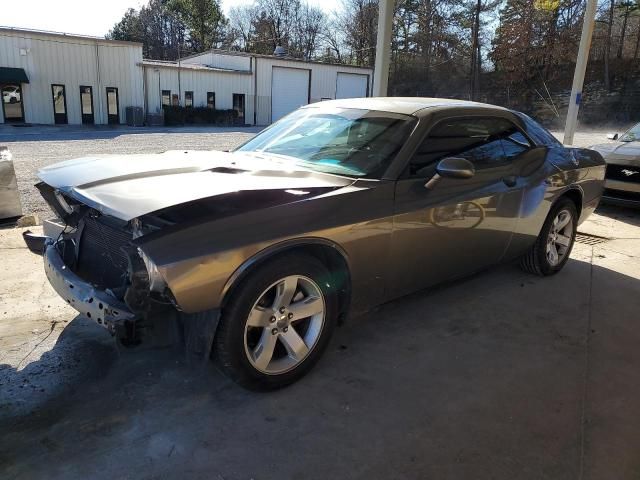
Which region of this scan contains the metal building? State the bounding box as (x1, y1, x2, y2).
(0, 27, 373, 126)
(142, 59, 256, 125)
(176, 50, 372, 125)
(0, 27, 143, 125)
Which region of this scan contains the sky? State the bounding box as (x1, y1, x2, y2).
(0, 0, 341, 38)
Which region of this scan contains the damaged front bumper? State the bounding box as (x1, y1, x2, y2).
(43, 241, 136, 332)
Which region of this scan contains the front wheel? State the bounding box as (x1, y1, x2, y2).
(520, 198, 578, 276)
(214, 254, 338, 390)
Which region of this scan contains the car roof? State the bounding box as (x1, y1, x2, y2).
(301, 97, 509, 116)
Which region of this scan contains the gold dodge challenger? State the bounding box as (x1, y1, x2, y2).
(28, 98, 606, 390)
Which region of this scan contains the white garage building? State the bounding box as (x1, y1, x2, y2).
(0, 27, 372, 126)
(145, 49, 372, 125)
(0, 27, 143, 125)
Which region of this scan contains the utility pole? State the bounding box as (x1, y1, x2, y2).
(177, 41, 182, 107)
(372, 0, 394, 97)
(563, 0, 597, 145)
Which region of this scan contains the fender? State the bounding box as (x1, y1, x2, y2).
(558, 184, 585, 206)
(219, 237, 351, 307)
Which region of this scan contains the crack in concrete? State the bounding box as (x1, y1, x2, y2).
(596, 246, 639, 260)
(578, 246, 595, 480)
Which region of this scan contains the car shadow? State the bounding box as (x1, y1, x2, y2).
(1, 257, 639, 479)
(0, 315, 117, 423)
(596, 203, 639, 228)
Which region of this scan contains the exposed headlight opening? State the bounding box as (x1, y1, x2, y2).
(130, 218, 167, 293)
(138, 247, 166, 292)
(54, 189, 74, 215)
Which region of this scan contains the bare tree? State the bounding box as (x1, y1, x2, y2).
(293, 4, 327, 59)
(338, 0, 378, 67)
(322, 12, 345, 62)
(228, 5, 259, 50)
(254, 0, 302, 52)
(617, 1, 639, 58)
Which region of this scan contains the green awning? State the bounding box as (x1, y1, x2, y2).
(0, 67, 29, 84)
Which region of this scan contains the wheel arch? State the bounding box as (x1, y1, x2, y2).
(220, 238, 352, 319)
(556, 186, 583, 218)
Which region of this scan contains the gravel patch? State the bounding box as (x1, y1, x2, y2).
(2, 126, 260, 219)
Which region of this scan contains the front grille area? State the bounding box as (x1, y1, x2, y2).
(606, 164, 640, 183)
(75, 215, 132, 292)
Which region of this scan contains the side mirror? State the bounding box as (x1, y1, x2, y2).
(436, 157, 475, 179)
(606, 133, 618, 140)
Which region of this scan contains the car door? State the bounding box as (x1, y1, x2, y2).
(389, 114, 529, 298)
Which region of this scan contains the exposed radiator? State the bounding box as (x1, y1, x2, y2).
(75, 215, 132, 291)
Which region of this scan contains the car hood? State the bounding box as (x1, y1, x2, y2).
(589, 141, 640, 163)
(38, 150, 354, 221)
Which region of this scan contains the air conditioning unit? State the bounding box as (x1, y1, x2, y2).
(125, 106, 144, 126)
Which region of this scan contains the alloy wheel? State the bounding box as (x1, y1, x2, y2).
(244, 275, 325, 375)
(546, 209, 574, 266)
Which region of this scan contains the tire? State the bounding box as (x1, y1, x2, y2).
(520, 197, 578, 276)
(214, 253, 338, 391)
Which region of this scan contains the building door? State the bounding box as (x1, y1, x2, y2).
(1, 84, 24, 123)
(336, 72, 369, 99)
(233, 93, 245, 125)
(271, 67, 309, 122)
(80, 86, 94, 125)
(106, 87, 119, 124)
(51, 84, 68, 124)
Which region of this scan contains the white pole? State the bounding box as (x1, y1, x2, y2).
(563, 0, 597, 145)
(372, 0, 394, 97)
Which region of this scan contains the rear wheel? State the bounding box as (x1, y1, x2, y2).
(214, 254, 338, 390)
(520, 198, 578, 276)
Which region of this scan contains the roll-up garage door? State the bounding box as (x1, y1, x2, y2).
(336, 72, 369, 99)
(271, 67, 310, 122)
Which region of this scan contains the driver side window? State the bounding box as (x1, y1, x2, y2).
(410, 117, 531, 177)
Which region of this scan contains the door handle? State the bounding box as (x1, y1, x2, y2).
(502, 175, 517, 187)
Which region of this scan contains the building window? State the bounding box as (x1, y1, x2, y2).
(162, 90, 171, 106)
(1, 84, 25, 123)
(207, 92, 215, 109)
(51, 84, 68, 124)
(79, 86, 94, 125)
(106, 87, 119, 125)
(185, 91, 193, 108)
(232, 93, 245, 124)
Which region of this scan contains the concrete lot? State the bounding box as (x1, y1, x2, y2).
(1, 204, 639, 480)
(0, 126, 639, 479)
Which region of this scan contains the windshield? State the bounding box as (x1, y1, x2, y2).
(236, 107, 416, 177)
(620, 123, 640, 142)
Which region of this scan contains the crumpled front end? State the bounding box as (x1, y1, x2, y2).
(44, 240, 136, 332)
(34, 182, 173, 340)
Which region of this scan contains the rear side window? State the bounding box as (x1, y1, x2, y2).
(410, 117, 531, 176)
